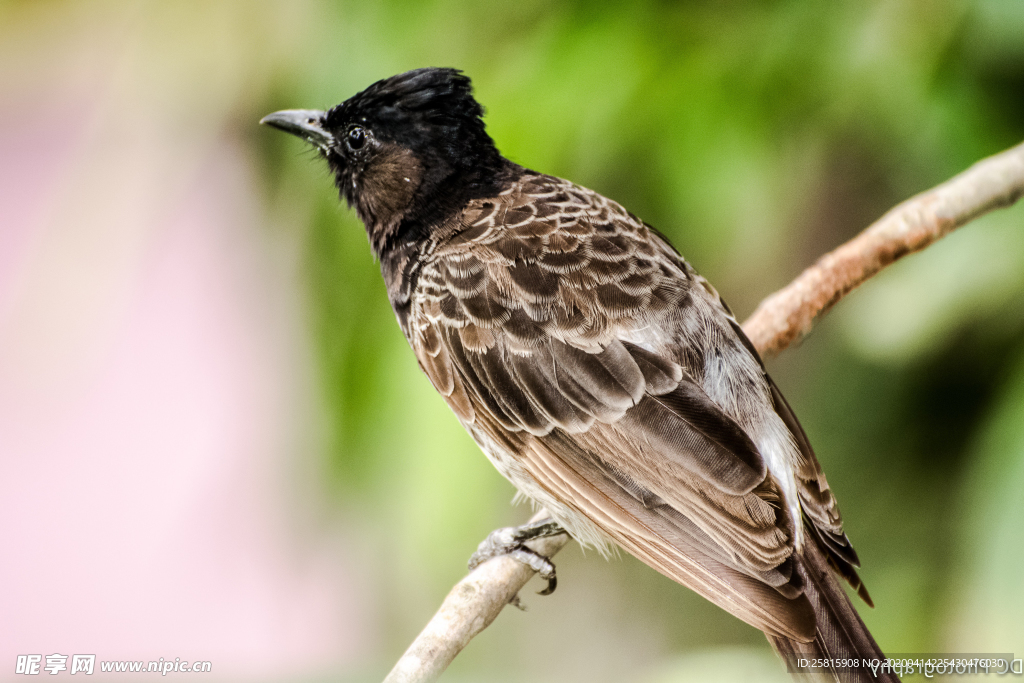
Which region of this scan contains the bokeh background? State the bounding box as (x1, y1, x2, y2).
(2, 1, 1023, 681)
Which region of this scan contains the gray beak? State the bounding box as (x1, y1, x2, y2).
(260, 109, 333, 150)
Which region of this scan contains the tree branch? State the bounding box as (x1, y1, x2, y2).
(744, 141, 1024, 357)
(383, 510, 568, 683)
(382, 140, 1024, 683)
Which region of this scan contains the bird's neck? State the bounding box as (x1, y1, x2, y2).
(365, 154, 518, 259)
(372, 157, 523, 332)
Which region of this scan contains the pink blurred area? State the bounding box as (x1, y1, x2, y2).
(0, 12, 363, 680)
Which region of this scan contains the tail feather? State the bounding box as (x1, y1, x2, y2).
(767, 540, 900, 683)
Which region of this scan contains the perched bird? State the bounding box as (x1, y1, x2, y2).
(262, 67, 894, 681)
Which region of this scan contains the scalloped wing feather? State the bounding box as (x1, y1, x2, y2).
(407, 172, 860, 638)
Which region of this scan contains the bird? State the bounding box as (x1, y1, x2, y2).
(262, 67, 895, 681)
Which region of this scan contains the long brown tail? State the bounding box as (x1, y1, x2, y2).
(767, 540, 901, 683)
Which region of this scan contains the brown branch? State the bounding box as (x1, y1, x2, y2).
(744, 140, 1024, 357)
(381, 140, 1024, 683)
(383, 511, 568, 683)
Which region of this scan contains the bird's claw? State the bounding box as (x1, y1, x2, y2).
(468, 519, 566, 595)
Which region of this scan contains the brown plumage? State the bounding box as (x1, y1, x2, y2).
(262, 67, 896, 682)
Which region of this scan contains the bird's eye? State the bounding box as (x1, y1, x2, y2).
(347, 126, 366, 151)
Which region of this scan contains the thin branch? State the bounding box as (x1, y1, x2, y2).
(383, 511, 569, 683)
(744, 141, 1024, 357)
(382, 140, 1024, 683)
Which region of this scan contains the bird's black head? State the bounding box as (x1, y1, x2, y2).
(262, 68, 507, 256)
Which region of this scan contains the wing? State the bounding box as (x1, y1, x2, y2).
(764, 372, 872, 605)
(712, 285, 870, 604)
(407, 173, 837, 640)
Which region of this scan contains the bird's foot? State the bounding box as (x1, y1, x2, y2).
(468, 519, 567, 595)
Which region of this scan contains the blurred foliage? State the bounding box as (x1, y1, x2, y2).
(251, 0, 1024, 679)
(9, 0, 1020, 679)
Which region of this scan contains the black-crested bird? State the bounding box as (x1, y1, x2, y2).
(262, 68, 895, 681)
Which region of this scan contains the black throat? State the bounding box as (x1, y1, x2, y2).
(364, 147, 512, 258)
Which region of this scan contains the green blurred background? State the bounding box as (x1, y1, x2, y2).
(3, 0, 1023, 681)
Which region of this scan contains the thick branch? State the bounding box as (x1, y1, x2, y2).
(744, 141, 1024, 357)
(382, 140, 1024, 683)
